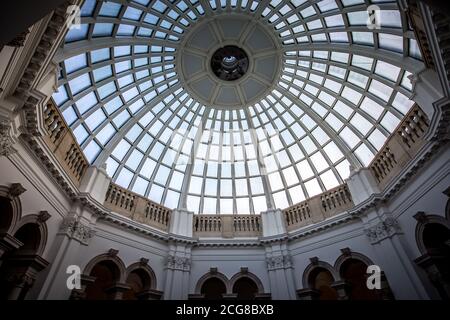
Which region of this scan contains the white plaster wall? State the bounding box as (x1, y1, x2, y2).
(389, 147, 450, 258)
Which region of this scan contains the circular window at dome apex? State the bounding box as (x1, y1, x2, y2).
(211, 46, 249, 81)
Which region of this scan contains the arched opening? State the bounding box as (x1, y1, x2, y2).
(232, 277, 258, 300)
(14, 223, 41, 254)
(420, 223, 450, 299)
(201, 277, 226, 300)
(0, 222, 46, 300)
(0, 196, 13, 232)
(340, 259, 381, 300)
(85, 260, 121, 300)
(123, 269, 151, 300)
(308, 268, 338, 300)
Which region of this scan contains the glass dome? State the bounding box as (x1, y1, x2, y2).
(52, 0, 424, 214)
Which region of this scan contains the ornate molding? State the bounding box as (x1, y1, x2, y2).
(0, 120, 17, 157)
(266, 253, 292, 271)
(166, 254, 191, 272)
(365, 217, 402, 244)
(59, 216, 95, 245)
(6, 30, 31, 47)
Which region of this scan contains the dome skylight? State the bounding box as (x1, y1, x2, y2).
(52, 0, 424, 214)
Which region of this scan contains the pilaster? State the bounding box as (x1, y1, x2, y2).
(163, 242, 192, 300)
(361, 208, 430, 299)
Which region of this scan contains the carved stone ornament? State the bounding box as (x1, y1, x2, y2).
(0, 120, 17, 157)
(140, 258, 149, 266)
(266, 253, 292, 271)
(340, 248, 352, 257)
(6, 30, 30, 47)
(59, 217, 95, 245)
(108, 249, 119, 257)
(167, 254, 191, 271)
(309, 257, 319, 265)
(38, 211, 51, 223)
(8, 183, 26, 197)
(365, 217, 402, 244)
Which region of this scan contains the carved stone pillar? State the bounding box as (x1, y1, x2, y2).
(38, 208, 96, 299)
(163, 243, 192, 300)
(264, 241, 296, 300)
(362, 210, 429, 299)
(0, 120, 17, 157)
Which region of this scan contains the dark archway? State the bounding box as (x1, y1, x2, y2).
(340, 259, 381, 300)
(123, 268, 151, 300)
(420, 223, 450, 299)
(232, 277, 258, 300)
(85, 260, 121, 300)
(0, 222, 47, 300)
(309, 267, 338, 300)
(0, 196, 14, 232)
(201, 277, 226, 300)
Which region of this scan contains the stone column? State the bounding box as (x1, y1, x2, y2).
(163, 242, 192, 300)
(260, 209, 296, 300)
(37, 203, 96, 300)
(264, 241, 297, 300)
(362, 209, 430, 299)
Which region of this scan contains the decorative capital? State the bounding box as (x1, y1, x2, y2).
(59, 216, 94, 245)
(266, 253, 292, 271)
(0, 120, 17, 157)
(167, 254, 191, 271)
(365, 217, 401, 244)
(8, 183, 26, 197)
(6, 30, 30, 47)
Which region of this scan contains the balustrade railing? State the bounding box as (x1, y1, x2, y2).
(104, 183, 171, 231)
(43, 99, 88, 185)
(369, 105, 429, 189)
(193, 214, 261, 238)
(283, 183, 353, 231)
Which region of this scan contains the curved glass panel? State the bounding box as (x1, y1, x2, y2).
(53, 0, 423, 214)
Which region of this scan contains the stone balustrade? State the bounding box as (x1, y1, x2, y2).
(43, 99, 88, 186)
(193, 214, 261, 238)
(369, 105, 429, 189)
(42, 100, 428, 237)
(283, 183, 353, 231)
(104, 183, 171, 231)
